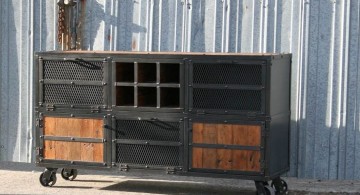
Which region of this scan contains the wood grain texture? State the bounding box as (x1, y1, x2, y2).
(192, 147, 203, 168)
(192, 122, 261, 146)
(43, 117, 104, 162)
(43, 117, 103, 138)
(191, 122, 261, 172)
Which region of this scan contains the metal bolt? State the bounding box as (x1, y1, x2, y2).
(103, 139, 107, 143)
(145, 166, 149, 168)
(71, 105, 74, 108)
(103, 163, 107, 166)
(112, 140, 116, 143)
(71, 114, 74, 117)
(103, 82, 107, 86)
(71, 161, 74, 164)
(71, 137, 75, 141)
(71, 81, 74, 85)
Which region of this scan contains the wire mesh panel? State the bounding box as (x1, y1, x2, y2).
(43, 84, 104, 105)
(193, 63, 263, 85)
(116, 120, 181, 142)
(43, 60, 104, 81)
(192, 88, 262, 112)
(116, 144, 180, 166)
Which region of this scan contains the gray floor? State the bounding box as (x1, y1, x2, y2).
(0, 162, 359, 195)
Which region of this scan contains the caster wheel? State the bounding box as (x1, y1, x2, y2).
(271, 178, 288, 194)
(61, 168, 78, 181)
(264, 185, 276, 195)
(255, 181, 275, 195)
(39, 172, 57, 187)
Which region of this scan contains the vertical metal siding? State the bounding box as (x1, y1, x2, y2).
(1, 0, 360, 180)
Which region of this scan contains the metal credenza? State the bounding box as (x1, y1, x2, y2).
(34, 51, 291, 195)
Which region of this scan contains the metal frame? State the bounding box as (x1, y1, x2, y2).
(35, 112, 112, 168)
(188, 59, 268, 116)
(187, 117, 266, 175)
(34, 51, 291, 184)
(36, 56, 111, 111)
(111, 114, 185, 170)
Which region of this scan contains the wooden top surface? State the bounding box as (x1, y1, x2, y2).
(39, 50, 290, 56)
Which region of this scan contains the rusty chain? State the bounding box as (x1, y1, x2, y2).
(57, 4, 66, 44)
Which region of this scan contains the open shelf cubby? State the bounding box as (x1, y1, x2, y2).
(138, 63, 157, 83)
(116, 62, 134, 82)
(160, 63, 180, 83)
(116, 86, 134, 106)
(160, 88, 180, 108)
(138, 87, 157, 107)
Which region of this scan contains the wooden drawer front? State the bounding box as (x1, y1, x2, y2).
(191, 122, 261, 172)
(43, 117, 104, 163)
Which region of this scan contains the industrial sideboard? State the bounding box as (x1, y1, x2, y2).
(34, 51, 291, 195)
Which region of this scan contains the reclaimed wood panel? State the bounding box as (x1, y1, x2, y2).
(202, 124, 217, 144)
(191, 122, 261, 171)
(44, 141, 104, 162)
(43, 118, 56, 159)
(192, 148, 261, 172)
(192, 122, 261, 146)
(43, 117, 104, 162)
(192, 123, 204, 168)
(192, 147, 203, 168)
(43, 117, 103, 138)
(247, 151, 261, 171)
(216, 148, 233, 170)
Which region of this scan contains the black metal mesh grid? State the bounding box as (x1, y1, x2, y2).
(116, 120, 181, 142)
(43, 60, 104, 81)
(43, 84, 103, 105)
(116, 144, 180, 166)
(193, 88, 262, 111)
(193, 63, 263, 85)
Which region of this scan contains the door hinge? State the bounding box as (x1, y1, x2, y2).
(36, 118, 44, 128)
(166, 167, 181, 174)
(46, 104, 55, 111)
(119, 164, 129, 172)
(91, 106, 100, 113)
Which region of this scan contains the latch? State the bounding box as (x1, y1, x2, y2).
(91, 106, 100, 113)
(46, 104, 55, 111)
(119, 164, 129, 172)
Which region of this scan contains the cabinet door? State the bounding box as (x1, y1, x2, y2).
(42, 117, 105, 163)
(190, 121, 263, 173)
(189, 59, 266, 115)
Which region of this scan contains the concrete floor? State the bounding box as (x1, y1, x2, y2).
(0, 162, 359, 195)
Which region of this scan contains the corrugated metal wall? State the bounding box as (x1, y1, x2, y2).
(1, 0, 360, 180)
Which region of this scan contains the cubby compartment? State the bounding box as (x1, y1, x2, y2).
(116, 86, 134, 106)
(160, 88, 180, 108)
(138, 87, 157, 107)
(116, 62, 134, 82)
(160, 63, 180, 83)
(138, 63, 157, 83)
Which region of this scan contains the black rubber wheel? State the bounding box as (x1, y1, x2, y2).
(271, 179, 288, 194)
(39, 172, 57, 187)
(264, 185, 275, 195)
(61, 168, 78, 181)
